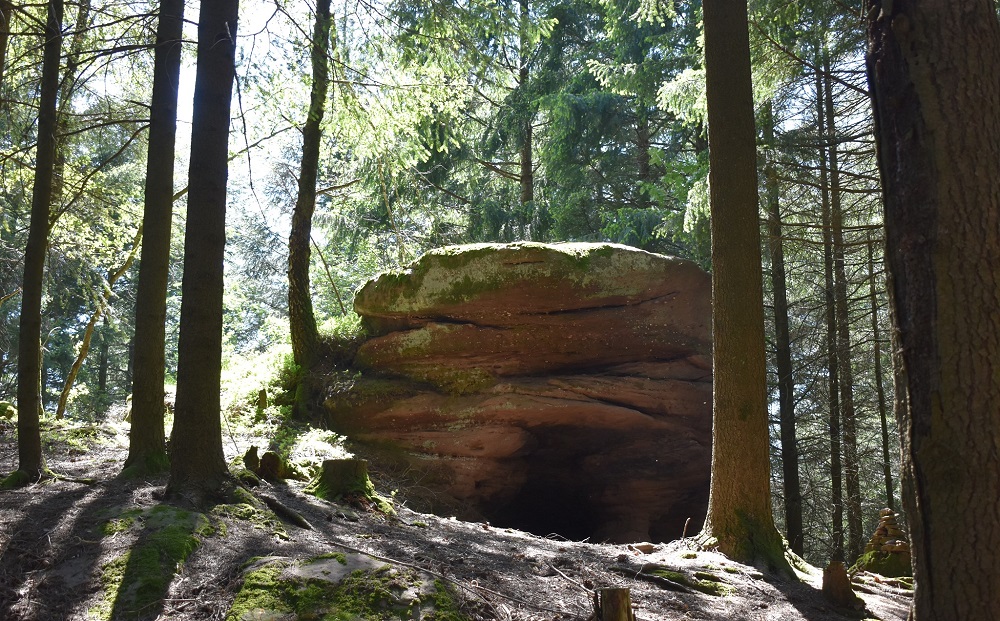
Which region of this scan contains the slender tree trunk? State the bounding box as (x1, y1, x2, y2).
(699, 0, 789, 572)
(824, 60, 863, 564)
(288, 0, 332, 372)
(13, 0, 63, 483)
(517, 0, 533, 229)
(56, 226, 141, 419)
(50, 0, 91, 217)
(867, 4, 1000, 618)
(866, 231, 894, 511)
(126, 0, 185, 473)
(0, 0, 12, 89)
(167, 0, 240, 501)
(764, 102, 802, 556)
(97, 315, 108, 394)
(816, 61, 844, 563)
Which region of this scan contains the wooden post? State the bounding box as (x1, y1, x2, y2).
(595, 587, 635, 621)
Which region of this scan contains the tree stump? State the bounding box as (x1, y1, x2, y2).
(308, 458, 371, 499)
(822, 561, 865, 610)
(594, 587, 635, 621)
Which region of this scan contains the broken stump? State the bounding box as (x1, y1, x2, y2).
(595, 587, 635, 621)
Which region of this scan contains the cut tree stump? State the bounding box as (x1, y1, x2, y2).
(309, 458, 371, 499)
(594, 587, 635, 621)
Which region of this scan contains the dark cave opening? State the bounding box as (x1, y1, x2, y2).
(488, 477, 602, 542)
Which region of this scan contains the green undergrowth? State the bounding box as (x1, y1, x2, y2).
(226, 558, 466, 621)
(91, 504, 213, 620)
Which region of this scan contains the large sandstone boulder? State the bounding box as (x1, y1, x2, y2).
(325, 242, 712, 543)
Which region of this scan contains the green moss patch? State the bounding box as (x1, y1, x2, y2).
(226, 555, 467, 621)
(92, 504, 211, 620)
(851, 550, 912, 578)
(212, 501, 289, 541)
(642, 566, 734, 597)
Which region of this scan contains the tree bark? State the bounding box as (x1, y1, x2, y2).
(167, 0, 240, 500)
(866, 2, 1000, 618)
(698, 0, 788, 572)
(0, 0, 12, 90)
(126, 0, 185, 473)
(56, 226, 141, 419)
(288, 0, 332, 372)
(816, 60, 844, 563)
(824, 60, 863, 564)
(14, 0, 63, 481)
(517, 0, 533, 228)
(763, 102, 802, 556)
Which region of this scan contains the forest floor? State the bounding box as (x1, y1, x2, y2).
(0, 416, 912, 621)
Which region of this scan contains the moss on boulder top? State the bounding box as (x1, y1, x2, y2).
(354, 242, 708, 335)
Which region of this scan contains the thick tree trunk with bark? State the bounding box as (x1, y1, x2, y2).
(127, 0, 185, 473)
(866, 2, 1000, 618)
(824, 63, 863, 564)
(288, 0, 332, 372)
(866, 232, 894, 511)
(698, 0, 788, 572)
(13, 0, 63, 482)
(764, 103, 802, 556)
(167, 0, 240, 500)
(816, 63, 844, 563)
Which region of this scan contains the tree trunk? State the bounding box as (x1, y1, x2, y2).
(167, 0, 240, 501)
(56, 226, 141, 419)
(0, 0, 12, 89)
(763, 102, 802, 556)
(126, 0, 185, 473)
(824, 61, 863, 564)
(288, 0, 332, 372)
(517, 0, 533, 228)
(866, 231, 894, 511)
(14, 0, 63, 482)
(50, 0, 91, 218)
(866, 2, 1000, 618)
(698, 0, 788, 572)
(97, 315, 108, 394)
(816, 60, 844, 563)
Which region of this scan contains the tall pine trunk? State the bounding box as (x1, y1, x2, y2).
(816, 61, 844, 562)
(867, 3, 1000, 617)
(288, 0, 332, 372)
(167, 0, 240, 501)
(764, 102, 802, 556)
(517, 0, 533, 232)
(698, 0, 788, 572)
(12, 0, 63, 483)
(126, 0, 185, 473)
(824, 61, 863, 564)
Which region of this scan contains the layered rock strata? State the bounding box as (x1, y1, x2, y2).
(325, 242, 712, 543)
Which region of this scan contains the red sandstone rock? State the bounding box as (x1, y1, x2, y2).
(327, 242, 712, 543)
